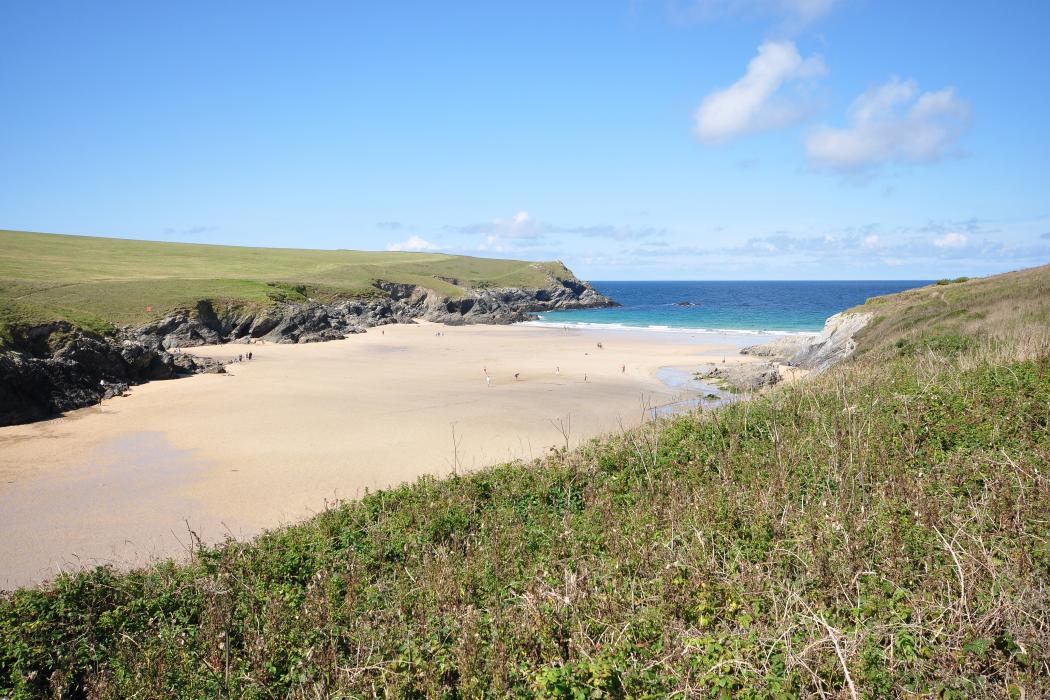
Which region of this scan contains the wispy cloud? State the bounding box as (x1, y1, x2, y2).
(694, 41, 825, 144)
(806, 77, 971, 174)
(450, 211, 665, 252)
(386, 235, 439, 252)
(618, 219, 1050, 270)
(933, 232, 968, 249)
(163, 225, 216, 237)
(670, 0, 840, 30)
(376, 221, 404, 230)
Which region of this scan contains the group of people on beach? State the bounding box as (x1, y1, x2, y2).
(480, 342, 625, 387)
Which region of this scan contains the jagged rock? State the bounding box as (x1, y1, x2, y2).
(172, 354, 227, 375)
(734, 312, 873, 376)
(786, 312, 872, 372)
(698, 363, 783, 392)
(0, 328, 232, 426)
(740, 335, 817, 361)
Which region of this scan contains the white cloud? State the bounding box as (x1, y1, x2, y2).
(862, 234, 880, 248)
(386, 235, 438, 252)
(806, 77, 971, 173)
(694, 41, 826, 144)
(456, 211, 544, 239)
(933, 232, 968, 249)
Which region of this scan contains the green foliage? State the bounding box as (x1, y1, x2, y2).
(3, 262, 1050, 696)
(894, 331, 977, 357)
(3, 350, 1049, 697)
(935, 277, 971, 286)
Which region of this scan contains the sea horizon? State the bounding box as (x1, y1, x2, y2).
(534, 279, 933, 334)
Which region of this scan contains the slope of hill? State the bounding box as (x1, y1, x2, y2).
(0, 229, 604, 344)
(752, 264, 1050, 377)
(0, 230, 612, 425)
(2, 267, 1047, 695)
(848, 264, 1050, 362)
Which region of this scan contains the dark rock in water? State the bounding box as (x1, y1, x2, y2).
(0, 276, 614, 426)
(674, 300, 697, 307)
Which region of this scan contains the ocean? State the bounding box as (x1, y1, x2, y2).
(533, 280, 932, 334)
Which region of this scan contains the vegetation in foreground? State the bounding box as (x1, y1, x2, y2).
(0, 229, 576, 348)
(2, 268, 1049, 698)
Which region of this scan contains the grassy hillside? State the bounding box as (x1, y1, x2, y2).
(847, 263, 1050, 362)
(2, 267, 1049, 697)
(0, 229, 576, 345)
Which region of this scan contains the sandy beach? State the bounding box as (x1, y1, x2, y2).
(0, 322, 768, 588)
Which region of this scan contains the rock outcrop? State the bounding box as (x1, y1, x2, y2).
(712, 311, 872, 392)
(0, 277, 613, 426)
(785, 312, 872, 372)
(740, 334, 816, 360)
(0, 323, 227, 426)
(734, 311, 872, 378)
(696, 362, 784, 392)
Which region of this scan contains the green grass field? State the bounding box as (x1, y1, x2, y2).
(0, 229, 575, 346)
(2, 267, 1048, 696)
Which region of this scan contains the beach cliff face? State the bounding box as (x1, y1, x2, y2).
(715, 311, 874, 392)
(785, 311, 873, 372)
(0, 276, 614, 426)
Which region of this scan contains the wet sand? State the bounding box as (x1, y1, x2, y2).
(0, 322, 765, 588)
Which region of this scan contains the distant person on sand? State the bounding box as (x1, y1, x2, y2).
(621, 364, 625, 373)
(247, 351, 252, 360)
(514, 372, 520, 381)
(584, 373, 588, 382)
(485, 375, 492, 388)
(555, 366, 560, 375)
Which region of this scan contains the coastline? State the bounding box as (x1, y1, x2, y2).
(0, 321, 771, 588)
(523, 319, 821, 336)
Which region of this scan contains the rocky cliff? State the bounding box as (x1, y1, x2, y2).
(0, 277, 613, 426)
(785, 311, 872, 372)
(0, 323, 226, 426)
(717, 312, 873, 392)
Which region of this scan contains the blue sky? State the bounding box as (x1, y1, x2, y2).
(2, 1, 1048, 280)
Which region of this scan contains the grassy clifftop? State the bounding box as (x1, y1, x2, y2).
(2, 266, 1048, 697)
(0, 229, 579, 344)
(847, 263, 1050, 362)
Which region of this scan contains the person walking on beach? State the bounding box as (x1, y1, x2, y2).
(555, 366, 560, 375)
(621, 363, 625, 374)
(584, 373, 588, 382)
(485, 375, 492, 388)
(514, 372, 520, 381)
